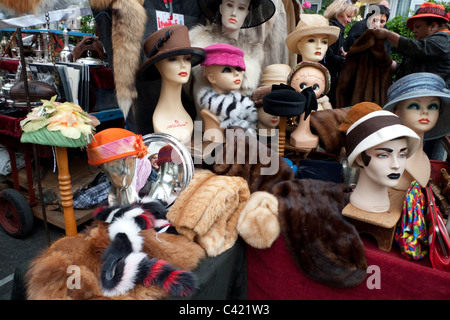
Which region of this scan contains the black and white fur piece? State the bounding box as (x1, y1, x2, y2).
(197, 86, 258, 137)
(94, 201, 198, 297)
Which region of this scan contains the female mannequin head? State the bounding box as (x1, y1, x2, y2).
(155, 55, 192, 85)
(220, 0, 251, 34)
(285, 14, 340, 61)
(201, 43, 246, 94)
(288, 61, 331, 98)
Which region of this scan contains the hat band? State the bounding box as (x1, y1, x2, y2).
(88, 135, 146, 164)
(147, 30, 172, 58)
(416, 6, 447, 18)
(346, 115, 402, 156)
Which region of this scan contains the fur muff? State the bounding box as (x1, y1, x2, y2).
(167, 169, 250, 257)
(273, 179, 368, 288)
(237, 191, 280, 249)
(25, 219, 205, 300)
(89, 0, 146, 118)
(212, 127, 295, 193)
(310, 108, 349, 157)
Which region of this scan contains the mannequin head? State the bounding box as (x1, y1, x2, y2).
(286, 14, 340, 59)
(201, 43, 246, 94)
(220, 0, 250, 33)
(355, 138, 408, 188)
(393, 96, 440, 137)
(101, 157, 136, 190)
(257, 107, 279, 129)
(155, 55, 192, 85)
(296, 35, 330, 62)
(287, 61, 331, 98)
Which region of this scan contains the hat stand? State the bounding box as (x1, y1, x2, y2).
(16, 28, 77, 237)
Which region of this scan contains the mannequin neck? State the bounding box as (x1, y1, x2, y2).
(350, 169, 390, 213)
(221, 25, 240, 41)
(158, 78, 184, 109)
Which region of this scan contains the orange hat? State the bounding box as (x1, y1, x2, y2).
(87, 128, 147, 166)
(338, 101, 382, 133)
(406, 2, 450, 30)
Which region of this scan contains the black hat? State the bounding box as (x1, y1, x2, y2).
(263, 84, 317, 119)
(197, 0, 276, 28)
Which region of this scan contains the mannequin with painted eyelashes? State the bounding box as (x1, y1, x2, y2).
(392, 96, 440, 190)
(152, 55, 194, 145)
(350, 138, 409, 213)
(101, 156, 139, 206)
(204, 64, 244, 94)
(219, 0, 250, 40)
(297, 35, 330, 62)
(289, 65, 326, 149)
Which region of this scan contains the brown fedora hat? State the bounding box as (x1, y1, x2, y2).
(197, 0, 276, 28)
(138, 24, 205, 81)
(286, 14, 340, 54)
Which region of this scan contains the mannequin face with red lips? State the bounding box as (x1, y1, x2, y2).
(204, 64, 244, 94)
(394, 96, 440, 136)
(297, 35, 329, 62)
(155, 55, 192, 84)
(220, 0, 250, 32)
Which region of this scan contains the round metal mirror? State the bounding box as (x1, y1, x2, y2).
(142, 133, 194, 207)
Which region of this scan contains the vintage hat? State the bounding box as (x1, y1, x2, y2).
(338, 101, 382, 133)
(156, 144, 182, 166)
(406, 2, 450, 30)
(87, 128, 148, 166)
(260, 64, 292, 86)
(285, 14, 340, 54)
(138, 24, 205, 81)
(287, 61, 331, 95)
(383, 72, 450, 141)
(201, 43, 246, 70)
(197, 0, 276, 28)
(263, 84, 317, 118)
(346, 110, 420, 168)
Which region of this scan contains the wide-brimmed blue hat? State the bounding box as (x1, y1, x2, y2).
(383, 73, 450, 141)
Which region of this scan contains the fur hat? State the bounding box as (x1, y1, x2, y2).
(285, 14, 340, 54)
(406, 2, 450, 30)
(197, 0, 276, 28)
(201, 43, 246, 70)
(338, 101, 382, 133)
(138, 24, 205, 81)
(87, 128, 147, 166)
(346, 110, 421, 168)
(287, 61, 331, 95)
(383, 72, 450, 141)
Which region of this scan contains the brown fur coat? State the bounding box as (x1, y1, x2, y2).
(335, 29, 393, 109)
(25, 221, 205, 300)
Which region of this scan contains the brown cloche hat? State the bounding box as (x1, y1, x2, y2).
(197, 0, 276, 28)
(138, 24, 205, 81)
(338, 101, 382, 133)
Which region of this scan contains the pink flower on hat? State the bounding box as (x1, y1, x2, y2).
(201, 43, 246, 71)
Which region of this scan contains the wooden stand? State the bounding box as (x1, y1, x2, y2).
(55, 146, 77, 236)
(342, 188, 405, 251)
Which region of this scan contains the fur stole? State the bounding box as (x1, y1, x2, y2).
(167, 169, 280, 255)
(273, 179, 368, 287)
(197, 86, 258, 137)
(89, 0, 147, 118)
(25, 200, 205, 300)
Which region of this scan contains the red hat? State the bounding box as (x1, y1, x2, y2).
(156, 144, 182, 166)
(406, 2, 450, 30)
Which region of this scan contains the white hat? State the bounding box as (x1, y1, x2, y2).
(346, 110, 420, 168)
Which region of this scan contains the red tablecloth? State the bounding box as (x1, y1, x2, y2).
(247, 234, 450, 300)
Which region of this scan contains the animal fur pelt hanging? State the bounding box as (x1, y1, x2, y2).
(25, 200, 205, 300)
(211, 127, 368, 288)
(89, 0, 147, 118)
(0, 0, 72, 14)
(273, 179, 368, 288)
(335, 29, 393, 109)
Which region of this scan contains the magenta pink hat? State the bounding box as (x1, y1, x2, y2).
(201, 43, 246, 71)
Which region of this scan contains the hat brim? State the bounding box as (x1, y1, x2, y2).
(383, 90, 450, 141)
(406, 14, 449, 30)
(347, 124, 421, 168)
(197, 0, 276, 28)
(138, 47, 205, 81)
(286, 27, 340, 54)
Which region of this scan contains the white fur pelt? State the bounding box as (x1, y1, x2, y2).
(197, 86, 257, 137)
